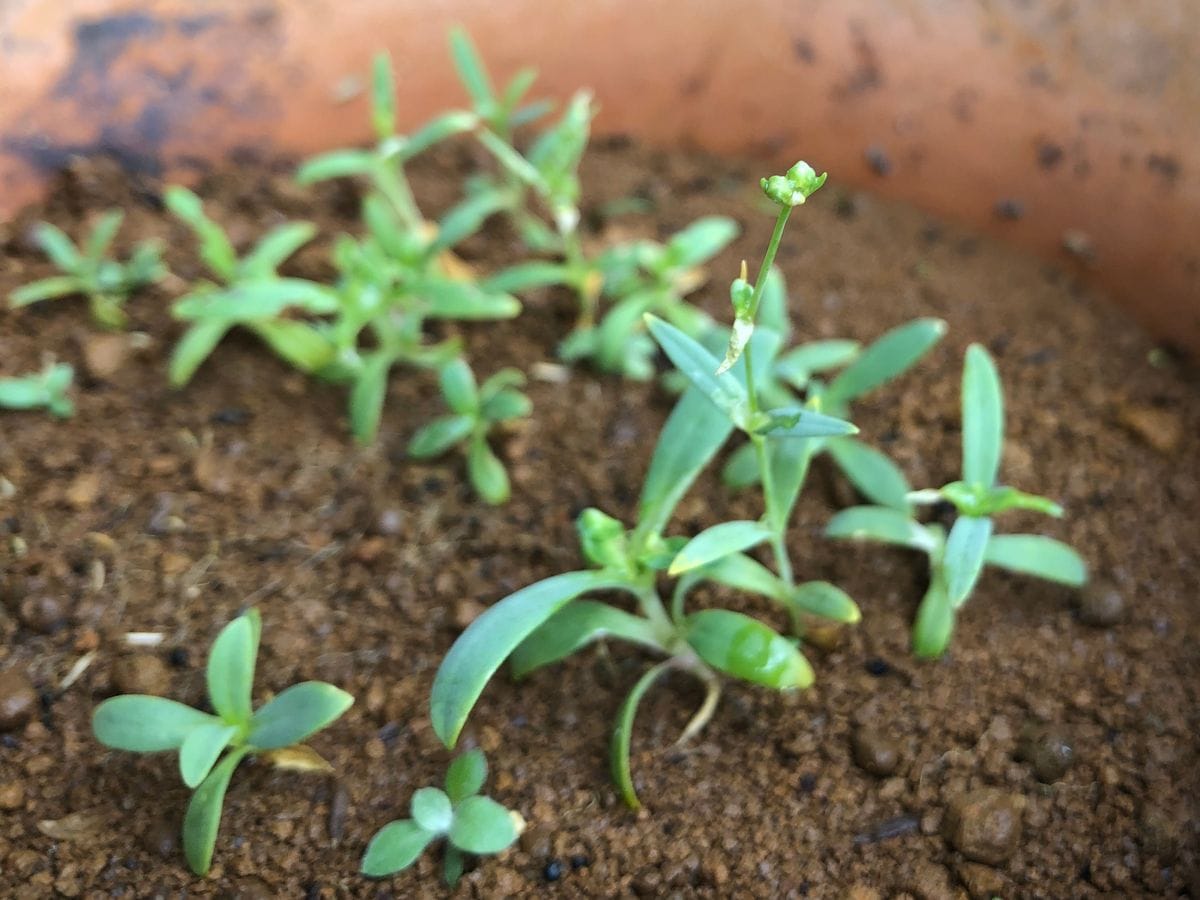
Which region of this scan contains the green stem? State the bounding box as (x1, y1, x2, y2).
(634, 582, 673, 635)
(375, 163, 423, 231)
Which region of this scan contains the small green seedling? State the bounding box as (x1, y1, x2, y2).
(826, 344, 1087, 658)
(164, 185, 331, 386)
(361, 749, 523, 885)
(408, 360, 531, 504)
(0, 362, 74, 418)
(9, 212, 165, 328)
(429, 162, 860, 810)
(92, 609, 354, 875)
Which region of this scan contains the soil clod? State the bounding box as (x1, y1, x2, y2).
(943, 789, 1025, 866)
(1017, 722, 1074, 782)
(1078, 579, 1125, 627)
(851, 726, 901, 777)
(0, 669, 38, 731)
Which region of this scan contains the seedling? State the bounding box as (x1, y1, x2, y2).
(164, 185, 333, 386)
(0, 362, 74, 418)
(9, 211, 165, 328)
(827, 344, 1087, 657)
(429, 163, 860, 809)
(408, 360, 531, 504)
(361, 749, 523, 885)
(92, 608, 354, 875)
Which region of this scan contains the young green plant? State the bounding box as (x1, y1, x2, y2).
(0, 362, 74, 418)
(92, 609, 354, 875)
(408, 359, 531, 504)
(9, 211, 165, 328)
(826, 343, 1087, 657)
(428, 162, 860, 810)
(361, 749, 523, 885)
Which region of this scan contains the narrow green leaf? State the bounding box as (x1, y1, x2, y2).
(448, 796, 518, 855)
(173, 279, 337, 321)
(645, 314, 747, 426)
(179, 722, 238, 788)
(164, 186, 238, 281)
(296, 149, 375, 183)
(825, 318, 947, 406)
(432, 190, 506, 251)
(349, 352, 393, 444)
(400, 111, 479, 163)
(183, 746, 249, 875)
(439, 358, 479, 415)
(9, 275, 84, 306)
(408, 415, 475, 459)
(788, 581, 861, 624)
(665, 216, 739, 268)
(445, 749, 487, 802)
(247, 682, 354, 750)
(961, 343, 1004, 487)
(251, 320, 336, 374)
(686, 609, 813, 689)
(481, 388, 531, 423)
(419, 278, 521, 320)
(981, 485, 1063, 518)
(371, 53, 397, 138)
(753, 405, 857, 439)
(169, 319, 233, 386)
(699, 552, 788, 601)
(774, 340, 861, 388)
(635, 387, 734, 542)
(92, 696, 215, 752)
(33, 222, 82, 271)
(239, 222, 317, 278)
(510, 600, 663, 679)
(764, 430, 817, 530)
(943, 515, 994, 608)
(206, 610, 259, 725)
(826, 506, 940, 554)
(668, 520, 774, 576)
(430, 571, 625, 747)
(826, 437, 912, 511)
(476, 129, 545, 189)
(361, 820, 435, 877)
(483, 261, 570, 293)
(912, 575, 955, 659)
(983, 534, 1087, 586)
(410, 787, 453, 834)
(84, 210, 124, 259)
(467, 438, 510, 505)
(449, 27, 496, 109)
(610, 661, 672, 811)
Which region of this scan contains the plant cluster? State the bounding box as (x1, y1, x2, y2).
(0, 362, 74, 418)
(20, 27, 1090, 888)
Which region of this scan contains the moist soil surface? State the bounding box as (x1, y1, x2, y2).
(0, 140, 1197, 899)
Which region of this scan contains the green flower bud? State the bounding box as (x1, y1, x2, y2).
(576, 508, 628, 570)
(760, 160, 827, 208)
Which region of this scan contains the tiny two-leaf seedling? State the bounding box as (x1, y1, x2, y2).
(92, 609, 354, 875)
(0, 362, 75, 419)
(9, 211, 165, 329)
(361, 749, 523, 885)
(826, 343, 1087, 657)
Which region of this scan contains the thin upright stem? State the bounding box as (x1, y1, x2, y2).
(634, 582, 674, 635)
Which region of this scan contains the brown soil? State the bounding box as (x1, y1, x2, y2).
(0, 140, 1197, 899)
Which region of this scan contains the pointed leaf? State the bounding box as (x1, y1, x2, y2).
(183, 746, 249, 875)
(668, 520, 774, 576)
(912, 575, 955, 659)
(33, 222, 82, 271)
(721, 441, 761, 489)
(983, 534, 1087, 586)
(825, 318, 946, 406)
(510, 600, 663, 679)
(961, 343, 1004, 487)
(408, 415, 475, 459)
(349, 351, 393, 444)
(296, 149, 375, 183)
(635, 387, 734, 542)
(645, 314, 747, 426)
(179, 722, 238, 788)
(753, 405, 857, 439)
(665, 216, 739, 268)
(239, 222, 317, 278)
(400, 111, 479, 163)
(788, 581, 860, 624)
(169, 318, 234, 386)
(410, 787, 453, 834)
(826, 506, 940, 554)
(248, 682, 353, 750)
(445, 749, 487, 802)
(361, 820, 435, 877)
(93, 696, 215, 752)
(685, 609, 813, 689)
(420, 278, 521, 320)
(467, 438, 510, 505)
(449, 27, 495, 109)
(943, 515, 994, 608)
(164, 186, 237, 281)
(764, 428, 817, 531)
(173, 279, 337, 320)
(699, 552, 788, 601)
(610, 661, 672, 811)
(448, 796, 518, 855)
(432, 188, 506, 251)
(84, 210, 124, 259)
(430, 571, 626, 747)
(483, 261, 570, 293)
(826, 437, 912, 511)
(371, 53, 397, 138)
(774, 340, 861, 388)
(206, 610, 259, 725)
(251, 320, 336, 374)
(9, 276, 85, 306)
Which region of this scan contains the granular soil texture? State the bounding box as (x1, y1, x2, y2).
(0, 139, 1197, 898)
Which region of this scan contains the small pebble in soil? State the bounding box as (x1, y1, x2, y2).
(570, 854, 590, 870)
(111, 654, 172, 696)
(211, 407, 251, 425)
(1077, 579, 1125, 627)
(799, 773, 817, 794)
(1017, 722, 1074, 782)
(853, 813, 920, 845)
(851, 726, 901, 777)
(543, 860, 564, 882)
(0, 668, 38, 731)
(18, 594, 68, 634)
(168, 647, 189, 668)
(943, 788, 1025, 866)
(864, 657, 891, 677)
(0, 779, 26, 810)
